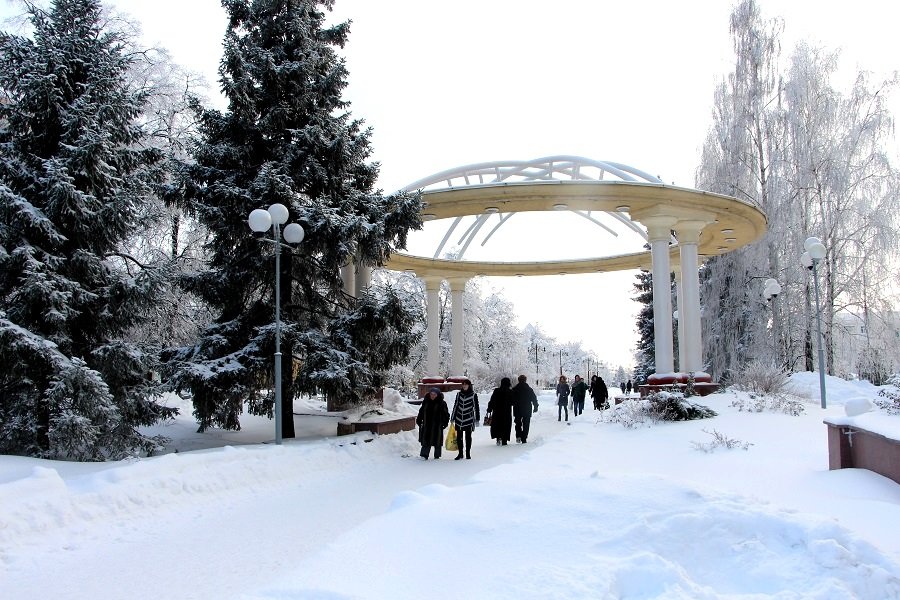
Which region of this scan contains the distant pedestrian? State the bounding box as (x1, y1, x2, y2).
(487, 377, 514, 445)
(416, 387, 450, 459)
(512, 374, 539, 443)
(620, 381, 626, 395)
(451, 379, 480, 460)
(571, 374, 588, 416)
(626, 379, 633, 395)
(556, 375, 570, 422)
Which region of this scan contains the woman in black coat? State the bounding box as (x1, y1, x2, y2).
(487, 377, 514, 445)
(591, 376, 610, 410)
(416, 387, 450, 459)
(556, 375, 571, 422)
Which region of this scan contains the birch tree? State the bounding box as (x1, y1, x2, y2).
(695, 0, 785, 380)
(782, 44, 900, 374)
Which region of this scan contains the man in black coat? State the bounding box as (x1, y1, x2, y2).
(416, 387, 450, 459)
(512, 374, 539, 443)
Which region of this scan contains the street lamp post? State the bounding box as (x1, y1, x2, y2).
(531, 343, 543, 387)
(800, 237, 827, 409)
(763, 278, 782, 365)
(557, 350, 567, 376)
(248, 203, 305, 444)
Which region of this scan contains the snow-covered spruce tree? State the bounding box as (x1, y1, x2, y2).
(167, 0, 421, 436)
(632, 269, 655, 384)
(0, 0, 176, 459)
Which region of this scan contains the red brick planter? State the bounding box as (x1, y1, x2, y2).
(825, 421, 900, 485)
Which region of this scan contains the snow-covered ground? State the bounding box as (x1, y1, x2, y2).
(2, 373, 899, 599)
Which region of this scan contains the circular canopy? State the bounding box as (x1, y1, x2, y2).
(384, 157, 767, 278)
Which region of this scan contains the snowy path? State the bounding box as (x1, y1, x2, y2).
(3, 382, 900, 599)
(1, 397, 569, 600)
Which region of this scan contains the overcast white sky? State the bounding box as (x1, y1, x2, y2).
(2, 0, 898, 369)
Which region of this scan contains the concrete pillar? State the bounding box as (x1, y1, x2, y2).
(340, 261, 356, 298)
(641, 216, 677, 374)
(673, 266, 686, 372)
(423, 277, 442, 377)
(447, 277, 469, 377)
(676, 220, 706, 373)
(354, 262, 371, 295)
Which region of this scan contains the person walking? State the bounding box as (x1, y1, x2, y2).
(556, 375, 570, 422)
(571, 374, 588, 417)
(416, 387, 450, 460)
(626, 379, 633, 395)
(589, 375, 599, 410)
(595, 376, 610, 409)
(620, 381, 626, 395)
(512, 374, 539, 443)
(487, 377, 514, 445)
(451, 379, 480, 460)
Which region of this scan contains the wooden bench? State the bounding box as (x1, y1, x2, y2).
(824, 419, 900, 485)
(337, 416, 416, 437)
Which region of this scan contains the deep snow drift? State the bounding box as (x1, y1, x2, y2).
(1, 373, 899, 599)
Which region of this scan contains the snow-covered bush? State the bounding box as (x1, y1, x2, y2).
(874, 375, 900, 415)
(648, 392, 718, 421)
(605, 392, 716, 428)
(691, 428, 753, 452)
(731, 361, 790, 396)
(730, 393, 805, 416)
(604, 398, 652, 428)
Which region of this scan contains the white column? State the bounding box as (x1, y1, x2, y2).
(447, 277, 469, 377)
(676, 220, 706, 373)
(643, 216, 677, 374)
(354, 261, 371, 295)
(673, 266, 686, 372)
(423, 277, 442, 377)
(340, 261, 356, 298)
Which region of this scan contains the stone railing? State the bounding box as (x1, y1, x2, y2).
(824, 405, 900, 485)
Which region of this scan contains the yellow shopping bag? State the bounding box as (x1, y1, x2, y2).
(445, 423, 458, 452)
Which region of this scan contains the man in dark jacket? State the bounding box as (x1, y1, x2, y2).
(416, 387, 450, 459)
(571, 375, 588, 417)
(512, 374, 539, 443)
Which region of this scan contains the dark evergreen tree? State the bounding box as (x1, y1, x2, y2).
(0, 0, 176, 460)
(167, 0, 421, 437)
(632, 269, 655, 384)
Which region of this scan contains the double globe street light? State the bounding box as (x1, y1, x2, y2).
(763, 278, 782, 366)
(248, 203, 305, 445)
(800, 236, 827, 409)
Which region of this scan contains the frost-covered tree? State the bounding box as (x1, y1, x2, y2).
(697, 0, 900, 381)
(464, 282, 524, 389)
(781, 44, 900, 374)
(695, 0, 785, 380)
(0, 0, 176, 459)
(123, 43, 214, 349)
(167, 0, 421, 436)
